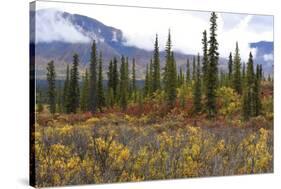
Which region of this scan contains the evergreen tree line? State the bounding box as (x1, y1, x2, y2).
(42, 12, 266, 120)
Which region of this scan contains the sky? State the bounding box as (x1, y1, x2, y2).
(35, 1, 273, 61)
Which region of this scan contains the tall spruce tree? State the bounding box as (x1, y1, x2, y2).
(202, 30, 208, 91)
(56, 84, 63, 113)
(253, 64, 262, 116)
(132, 58, 136, 92)
(63, 64, 70, 113)
(89, 41, 98, 113)
(107, 88, 114, 108)
(186, 59, 191, 85)
(258, 63, 262, 82)
(178, 67, 184, 87)
(144, 63, 150, 96)
(242, 62, 246, 85)
(233, 42, 242, 94)
(112, 57, 119, 100)
(242, 88, 251, 120)
(163, 30, 171, 89)
(228, 52, 233, 85)
(131, 58, 137, 102)
(243, 52, 255, 120)
(119, 55, 128, 110)
(46, 60, 56, 114)
(68, 54, 80, 113)
(125, 57, 130, 93)
(163, 30, 177, 107)
(107, 60, 113, 91)
(152, 34, 161, 92)
(257, 64, 263, 80)
(206, 12, 219, 118)
(193, 53, 202, 113)
(97, 52, 106, 111)
(149, 59, 153, 95)
(192, 56, 196, 81)
(80, 69, 89, 112)
(107, 60, 114, 107)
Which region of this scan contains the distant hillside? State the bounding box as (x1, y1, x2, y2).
(250, 41, 273, 75)
(32, 9, 273, 79)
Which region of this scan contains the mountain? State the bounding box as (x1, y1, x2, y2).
(250, 41, 273, 75)
(32, 9, 211, 79)
(32, 9, 273, 79)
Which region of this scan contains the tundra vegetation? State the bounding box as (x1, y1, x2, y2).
(34, 12, 273, 187)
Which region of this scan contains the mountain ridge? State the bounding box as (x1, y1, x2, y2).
(33, 9, 273, 79)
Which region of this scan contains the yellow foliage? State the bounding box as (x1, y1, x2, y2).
(217, 87, 241, 116)
(34, 112, 273, 187)
(238, 128, 272, 174)
(85, 117, 100, 125)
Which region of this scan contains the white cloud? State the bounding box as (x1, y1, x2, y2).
(35, 9, 90, 43)
(112, 31, 118, 42)
(35, 1, 273, 60)
(264, 53, 273, 61)
(217, 14, 272, 61)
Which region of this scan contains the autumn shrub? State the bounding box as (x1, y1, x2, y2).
(35, 112, 273, 187)
(216, 87, 241, 117)
(246, 116, 272, 129)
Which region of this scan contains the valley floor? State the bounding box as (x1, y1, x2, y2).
(33, 111, 273, 187)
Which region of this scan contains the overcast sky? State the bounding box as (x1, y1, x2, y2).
(35, 1, 273, 61)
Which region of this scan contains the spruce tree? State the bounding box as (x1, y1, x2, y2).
(125, 56, 130, 93)
(107, 60, 114, 107)
(193, 53, 202, 113)
(163, 30, 171, 90)
(89, 41, 98, 113)
(56, 84, 63, 113)
(178, 67, 184, 87)
(206, 12, 219, 118)
(144, 63, 150, 96)
(119, 55, 128, 110)
(149, 59, 153, 95)
(63, 64, 70, 113)
(97, 52, 106, 111)
(46, 60, 56, 114)
(152, 34, 161, 92)
(112, 57, 119, 100)
(163, 30, 177, 107)
(233, 42, 242, 94)
(68, 54, 80, 113)
(131, 58, 137, 102)
(242, 62, 246, 85)
(202, 30, 208, 91)
(259, 65, 263, 80)
(243, 52, 255, 120)
(257, 64, 263, 80)
(132, 58, 136, 92)
(242, 89, 251, 120)
(107, 60, 113, 91)
(192, 56, 196, 81)
(253, 64, 262, 116)
(107, 88, 114, 107)
(186, 59, 191, 85)
(169, 51, 177, 106)
(246, 52, 255, 89)
(80, 69, 89, 112)
(228, 52, 233, 85)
